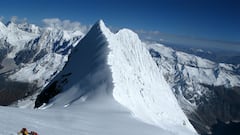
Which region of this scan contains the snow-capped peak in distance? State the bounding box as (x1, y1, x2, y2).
(6, 21, 17, 29)
(17, 22, 41, 34)
(36, 20, 197, 135)
(0, 21, 12, 39)
(0, 20, 40, 58)
(7, 21, 85, 87)
(0, 21, 7, 28)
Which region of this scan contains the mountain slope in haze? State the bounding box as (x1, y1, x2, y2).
(35, 20, 197, 135)
(147, 43, 240, 134)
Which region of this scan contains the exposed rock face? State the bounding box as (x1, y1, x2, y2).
(0, 76, 37, 106)
(192, 85, 240, 134)
(0, 40, 12, 68)
(202, 121, 240, 135)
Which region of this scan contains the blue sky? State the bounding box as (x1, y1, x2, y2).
(0, 0, 239, 43)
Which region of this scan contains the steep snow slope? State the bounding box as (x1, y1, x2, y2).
(36, 20, 197, 134)
(0, 21, 8, 38)
(107, 27, 196, 132)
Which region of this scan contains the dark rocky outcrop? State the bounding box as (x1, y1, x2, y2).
(202, 121, 240, 135)
(14, 49, 37, 65)
(33, 49, 48, 62)
(0, 76, 38, 105)
(188, 85, 240, 134)
(34, 81, 61, 108)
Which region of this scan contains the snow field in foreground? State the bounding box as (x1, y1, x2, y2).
(0, 99, 180, 135)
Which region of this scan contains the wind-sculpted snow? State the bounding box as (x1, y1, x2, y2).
(107, 28, 196, 133)
(36, 20, 197, 135)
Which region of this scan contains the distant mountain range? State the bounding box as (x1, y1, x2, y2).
(147, 43, 240, 134)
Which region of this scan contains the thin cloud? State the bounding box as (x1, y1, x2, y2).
(42, 18, 89, 33)
(0, 16, 4, 22)
(10, 16, 18, 23)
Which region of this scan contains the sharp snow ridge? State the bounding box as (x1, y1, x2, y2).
(41, 20, 197, 134)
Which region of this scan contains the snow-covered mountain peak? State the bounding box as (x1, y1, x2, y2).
(7, 25, 84, 88)
(17, 22, 41, 34)
(6, 21, 21, 33)
(43, 23, 84, 42)
(6, 21, 16, 28)
(36, 20, 197, 134)
(0, 21, 7, 38)
(0, 21, 7, 29)
(98, 19, 104, 26)
(115, 28, 141, 44)
(0, 21, 40, 58)
(2, 21, 40, 35)
(96, 19, 112, 36)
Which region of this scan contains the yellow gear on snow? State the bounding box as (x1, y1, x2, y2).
(18, 130, 29, 135)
